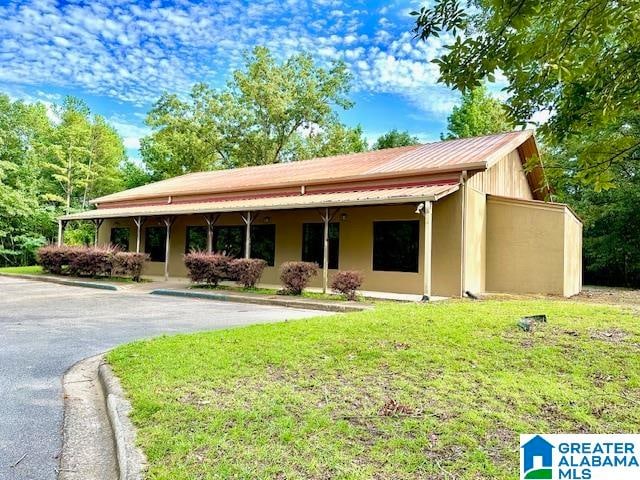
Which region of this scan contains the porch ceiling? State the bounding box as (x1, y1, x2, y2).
(60, 183, 460, 221)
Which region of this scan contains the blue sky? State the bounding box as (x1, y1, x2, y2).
(0, 0, 465, 160)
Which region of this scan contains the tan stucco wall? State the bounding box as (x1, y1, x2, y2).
(463, 187, 487, 295)
(485, 196, 581, 296)
(563, 209, 583, 297)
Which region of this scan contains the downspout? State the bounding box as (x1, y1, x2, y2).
(460, 170, 468, 298)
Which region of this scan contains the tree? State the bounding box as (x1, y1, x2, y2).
(142, 46, 356, 178)
(373, 129, 419, 149)
(119, 159, 153, 189)
(287, 124, 368, 160)
(412, 0, 640, 187)
(443, 86, 512, 139)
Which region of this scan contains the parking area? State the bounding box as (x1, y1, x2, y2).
(0, 276, 325, 480)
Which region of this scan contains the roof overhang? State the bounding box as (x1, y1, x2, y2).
(62, 183, 460, 221)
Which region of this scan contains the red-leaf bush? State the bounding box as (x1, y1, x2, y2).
(37, 245, 73, 274)
(113, 252, 149, 282)
(184, 252, 232, 286)
(330, 270, 364, 300)
(37, 245, 148, 281)
(67, 246, 117, 277)
(230, 258, 267, 288)
(279, 261, 318, 295)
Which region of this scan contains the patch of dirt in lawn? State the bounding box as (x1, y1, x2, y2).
(575, 286, 640, 308)
(590, 328, 630, 343)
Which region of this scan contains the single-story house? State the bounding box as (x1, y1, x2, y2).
(60, 130, 582, 298)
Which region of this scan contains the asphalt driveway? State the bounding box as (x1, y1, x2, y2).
(0, 276, 326, 480)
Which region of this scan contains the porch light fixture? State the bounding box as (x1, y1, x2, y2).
(415, 203, 425, 214)
(264, 216, 271, 223)
(341, 213, 347, 221)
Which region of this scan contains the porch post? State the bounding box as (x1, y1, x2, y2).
(57, 219, 67, 246)
(162, 216, 176, 281)
(92, 219, 104, 247)
(242, 211, 252, 259)
(133, 216, 146, 254)
(422, 201, 433, 301)
(204, 214, 220, 253)
(322, 207, 329, 294)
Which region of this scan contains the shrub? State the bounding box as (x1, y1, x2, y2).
(37, 245, 72, 274)
(68, 246, 117, 277)
(330, 270, 364, 301)
(230, 258, 267, 288)
(280, 261, 318, 295)
(113, 252, 149, 282)
(184, 252, 232, 286)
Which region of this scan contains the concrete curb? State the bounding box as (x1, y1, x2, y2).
(150, 288, 371, 313)
(98, 362, 147, 480)
(0, 272, 119, 291)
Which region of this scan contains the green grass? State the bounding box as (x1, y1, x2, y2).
(0, 265, 43, 275)
(107, 300, 640, 479)
(191, 283, 365, 302)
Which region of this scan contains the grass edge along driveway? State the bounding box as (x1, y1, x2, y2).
(108, 300, 640, 479)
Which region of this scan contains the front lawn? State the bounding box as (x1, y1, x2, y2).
(107, 300, 640, 479)
(0, 265, 43, 275)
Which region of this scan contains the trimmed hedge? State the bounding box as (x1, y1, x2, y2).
(184, 252, 232, 286)
(36, 245, 148, 281)
(330, 270, 364, 300)
(230, 258, 267, 288)
(280, 261, 318, 295)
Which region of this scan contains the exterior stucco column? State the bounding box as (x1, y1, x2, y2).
(242, 211, 252, 259)
(134, 216, 145, 254)
(162, 216, 175, 281)
(422, 201, 433, 301)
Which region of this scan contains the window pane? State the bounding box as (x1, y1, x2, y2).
(251, 224, 276, 266)
(145, 227, 167, 262)
(213, 226, 245, 258)
(185, 226, 208, 253)
(110, 227, 130, 251)
(373, 221, 419, 272)
(302, 223, 339, 269)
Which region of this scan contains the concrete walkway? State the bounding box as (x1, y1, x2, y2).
(0, 276, 326, 480)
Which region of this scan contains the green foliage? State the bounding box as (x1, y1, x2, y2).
(443, 86, 512, 139)
(108, 300, 640, 478)
(372, 129, 419, 149)
(0, 92, 127, 266)
(412, 0, 640, 184)
(142, 46, 359, 178)
(119, 159, 154, 189)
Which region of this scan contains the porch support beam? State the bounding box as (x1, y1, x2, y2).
(204, 214, 220, 253)
(162, 216, 176, 281)
(422, 201, 433, 301)
(241, 211, 255, 259)
(57, 219, 67, 246)
(133, 216, 146, 254)
(91, 219, 104, 247)
(318, 207, 340, 294)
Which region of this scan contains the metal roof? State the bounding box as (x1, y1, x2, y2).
(92, 130, 536, 205)
(62, 183, 460, 220)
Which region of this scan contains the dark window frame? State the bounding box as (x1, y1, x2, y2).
(144, 226, 167, 262)
(212, 225, 245, 258)
(372, 220, 420, 273)
(110, 227, 130, 251)
(251, 224, 276, 266)
(185, 225, 208, 254)
(302, 222, 339, 269)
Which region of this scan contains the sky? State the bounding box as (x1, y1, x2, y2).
(0, 0, 470, 161)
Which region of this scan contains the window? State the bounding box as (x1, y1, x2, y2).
(373, 220, 419, 272)
(185, 226, 208, 253)
(212, 226, 245, 258)
(110, 227, 130, 251)
(302, 223, 339, 269)
(145, 227, 167, 262)
(251, 224, 276, 266)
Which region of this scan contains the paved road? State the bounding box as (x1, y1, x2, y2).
(0, 277, 325, 480)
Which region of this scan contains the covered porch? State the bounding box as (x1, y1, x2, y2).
(60, 184, 463, 299)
